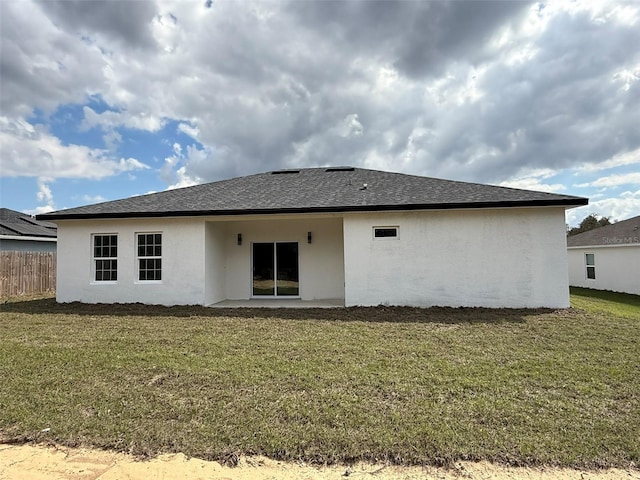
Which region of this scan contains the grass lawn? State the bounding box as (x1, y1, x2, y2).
(0, 288, 638, 468)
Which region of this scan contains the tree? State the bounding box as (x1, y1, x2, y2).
(567, 213, 613, 236)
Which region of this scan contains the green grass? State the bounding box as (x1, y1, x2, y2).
(0, 289, 638, 468)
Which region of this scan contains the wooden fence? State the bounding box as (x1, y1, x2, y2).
(0, 251, 56, 298)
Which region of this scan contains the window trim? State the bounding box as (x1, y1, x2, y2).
(91, 233, 118, 283)
(585, 252, 596, 280)
(136, 232, 163, 283)
(373, 226, 399, 240)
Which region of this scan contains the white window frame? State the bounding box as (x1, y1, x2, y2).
(585, 253, 596, 280)
(92, 233, 118, 283)
(136, 232, 163, 283)
(373, 226, 399, 240)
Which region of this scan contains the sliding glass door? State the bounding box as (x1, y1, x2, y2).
(252, 242, 299, 296)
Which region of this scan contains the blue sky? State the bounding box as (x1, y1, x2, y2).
(1, 0, 639, 226)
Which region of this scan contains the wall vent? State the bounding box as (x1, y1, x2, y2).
(325, 167, 355, 172)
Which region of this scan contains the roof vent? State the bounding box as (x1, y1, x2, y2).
(271, 169, 300, 175)
(325, 167, 355, 172)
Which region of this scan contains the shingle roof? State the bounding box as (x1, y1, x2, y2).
(0, 208, 57, 237)
(37, 167, 588, 221)
(567, 215, 640, 247)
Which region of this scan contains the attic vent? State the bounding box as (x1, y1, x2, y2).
(325, 167, 355, 172)
(271, 169, 300, 174)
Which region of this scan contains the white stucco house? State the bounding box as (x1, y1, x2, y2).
(567, 215, 640, 296)
(38, 167, 587, 308)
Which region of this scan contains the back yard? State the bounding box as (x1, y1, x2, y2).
(0, 288, 638, 469)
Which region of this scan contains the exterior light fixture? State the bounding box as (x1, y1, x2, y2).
(307, 231, 312, 244)
(237, 233, 242, 245)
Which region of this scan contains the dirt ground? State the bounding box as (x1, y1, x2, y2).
(1, 444, 638, 480)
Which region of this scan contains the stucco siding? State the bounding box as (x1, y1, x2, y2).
(0, 238, 57, 253)
(568, 246, 640, 295)
(56, 218, 206, 305)
(204, 222, 227, 305)
(221, 216, 344, 301)
(343, 207, 570, 308)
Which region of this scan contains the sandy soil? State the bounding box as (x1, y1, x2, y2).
(1, 444, 638, 480)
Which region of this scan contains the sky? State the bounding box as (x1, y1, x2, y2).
(1, 0, 639, 227)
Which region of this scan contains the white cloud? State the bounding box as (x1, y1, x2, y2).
(499, 168, 566, 193)
(36, 178, 53, 204)
(500, 178, 567, 193)
(103, 129, 122, 151)
(160, 141, 205, 189)
(0, 117, 149, 179)
(168, 166, 201, 190)
(81, 194, 107, 204)
(576, 172, 640, 188)
(577, 147, 640, 173)
(178, 122, 199, 139)
(33, 177, 56, 214)
(82, 106, 165, 132)
(566, 189, 640, 225)
(25, 205, 56, 216)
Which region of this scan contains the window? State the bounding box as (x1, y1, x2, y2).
(137, 233, 162, 281)
(373, 226, 399, 239)
(585, 253, 596, 280)
(93, 234, 117, 282)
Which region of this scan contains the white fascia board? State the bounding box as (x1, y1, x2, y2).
(0, 235, 57, 242)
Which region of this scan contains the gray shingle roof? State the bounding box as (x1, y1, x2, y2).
(0, 208, 57, 237)
(567, 215, 640, 247)
(37, 167, 588, 221)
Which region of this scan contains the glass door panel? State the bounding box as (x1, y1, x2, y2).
(252, 242, 299, 297)
(252, 243, 274, 296)
(276, 242, 299, 296)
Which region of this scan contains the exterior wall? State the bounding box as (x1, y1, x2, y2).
(56, 215, 344, 305)
(55, 207, 573, 307)
(0, 238, 57, 253)
(568, 245, 640, 295)
(220, 216, 344, 301)
(204, 222, 227, 305)
(56, 218, 206, 305)
(343, 207, 570, 308)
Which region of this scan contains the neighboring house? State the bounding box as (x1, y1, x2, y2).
(0, 208, 57, 252)
(567, 215, 640, 296)
(38, 167, 587, 308)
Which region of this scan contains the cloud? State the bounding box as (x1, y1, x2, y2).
(36, 178, 54, 205)
(82, 106, 165, 133)
(566, 189, 640, 225)
(1, 0, 640, 222)
(576, 172, 640, 188)
(577, 147, 640, 173)
(0, 117, 149, 179)
(0, 1, 107, 117)
(178, 122, 199, 140)
(36, 0, 158, 50)
(22, 177, 57, 216)
(286, 1, 532, 79)
(500, 178, 566, 193)
(26, 205, 56, 216)
(160, 142, 205, 189)
(81, 194, 107, 204)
